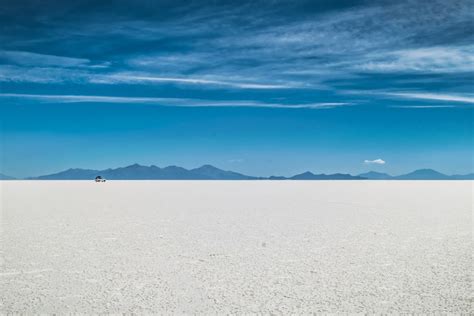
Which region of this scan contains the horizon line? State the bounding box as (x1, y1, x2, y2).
(2, 163, 473, 180)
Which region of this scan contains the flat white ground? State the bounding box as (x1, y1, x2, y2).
(0, 181, 472, 313)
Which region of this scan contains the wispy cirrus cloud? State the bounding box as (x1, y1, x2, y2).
(0, 93, 351, 109)
(390, 105, 456, 109)
(93, 74, 295, 89)
(0, 50, 89, 67)
(385, 92, 474, 104)
(0, 50, 110, 68)
(355, 46, 474, 74)
(0, 66, 295, 89)
(344, 90, 474, 106)
(0, 65, 91, 83)
(0, 0, 472, 105)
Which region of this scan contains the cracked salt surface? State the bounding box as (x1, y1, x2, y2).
(0, 181, 472, 313)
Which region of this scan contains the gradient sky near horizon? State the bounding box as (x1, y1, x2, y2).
(0, 0, 473, 178)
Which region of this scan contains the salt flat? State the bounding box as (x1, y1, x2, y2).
(0, 181, 472, 313)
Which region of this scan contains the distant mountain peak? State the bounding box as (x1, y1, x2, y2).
(126, 163, 144, 168)
(395, 168, 449, 180)
(164, 165, 185, 169)
(195, 164, 220, 170)
(413, 168, 443, 174)
(191, 164, 254, 180)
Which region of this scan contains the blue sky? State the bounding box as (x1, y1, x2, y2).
(0, 0, 473, 177)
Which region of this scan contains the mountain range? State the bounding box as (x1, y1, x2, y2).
(0, 165, 468, 180)
(27, 164, 256, 180)
(26, 164, 364, 180)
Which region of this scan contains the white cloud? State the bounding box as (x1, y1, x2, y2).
(364, 159, 386, 165)
(1, 1, 471, 100)
(357, 46, 474, 73)
(0, 93, 351, 109)
(0, 50, 90, 67)
(345, 90, 474, 105)
(0, 50, 109, 69)
(94, 74, 294, 89)
(0, 65, 91, 83)
(386, 92, 474, 104)
(390, 105, 456, 109)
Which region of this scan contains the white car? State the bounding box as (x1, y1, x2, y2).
(95, 176, 106, 182)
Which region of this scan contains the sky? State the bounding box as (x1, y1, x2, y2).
(0, 0, 473, 178)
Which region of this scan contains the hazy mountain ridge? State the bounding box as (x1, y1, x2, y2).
(22, 165, 474, 180)
(358, 171, 392, 180)
(290, 171, 364, 180)
(0, 173, 16, 180)
(358, 168, 472, 180)
(451, 173, 474, 180)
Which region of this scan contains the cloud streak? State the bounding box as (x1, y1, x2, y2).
(0, 50, 109, 68)
(385, 92, 474, 104)
(345, 90, 474, 106)
(390, 105, 456, 109)
(0, 50, 89, 67)
(355, 46, 474, 73)
(0, 93, 351, 109)
(94, 74, 295, 89)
